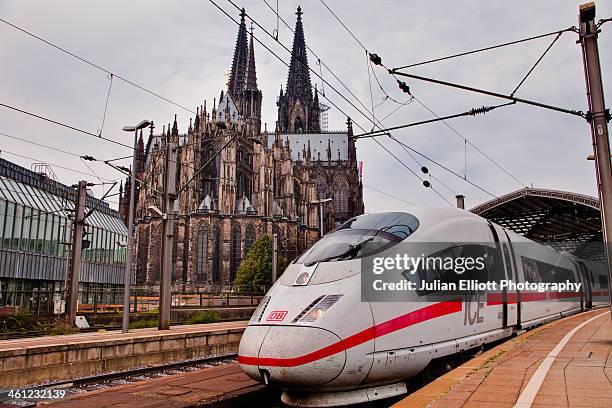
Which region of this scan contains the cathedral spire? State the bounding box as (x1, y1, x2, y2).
(245, 21, 257, 90)
(228, 8, 248, 101)
(277, 6, 321, 133)
(286, 6, 312, 102)
(172, 114, 178, 136)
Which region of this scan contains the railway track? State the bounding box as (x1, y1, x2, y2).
(0, 354, 238, 407)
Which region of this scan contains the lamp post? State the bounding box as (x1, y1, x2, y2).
(310, 198, 332, 237)
(121, 120, 151, 333)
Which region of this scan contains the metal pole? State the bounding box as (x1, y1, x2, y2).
(578, 2, 612, 312)
(122, 129, 138, 333)
(159, 142, 177, 330)
(455, 195, 465, 209)
(319, 201, 324, 237)
(67, 180, 86, 327)
(272, 233, 278, 283)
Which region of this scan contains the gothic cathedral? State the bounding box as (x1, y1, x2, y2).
(119, 7, 364, 286)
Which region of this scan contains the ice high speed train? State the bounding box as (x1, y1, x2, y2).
(238, 207, 609, 406)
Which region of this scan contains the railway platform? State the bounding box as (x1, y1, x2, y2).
(394, 309, 612, 408)
(33, 362, 260, 408)
(0, 321, 247, 388)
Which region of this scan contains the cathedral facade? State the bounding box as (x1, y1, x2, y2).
(119, 7, 364, 286)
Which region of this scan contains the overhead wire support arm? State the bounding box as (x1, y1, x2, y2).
(352, 102, 516, 139)
(84, 181, 117, 220)
(102, 160, 163, 195)
(388, 70, 585, 119)
(392, 26, 577, 70)
(597, 17, 612, 28)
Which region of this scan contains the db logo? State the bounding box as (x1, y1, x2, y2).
(266, 311, 288, 321)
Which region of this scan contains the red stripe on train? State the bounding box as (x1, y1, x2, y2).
(486, 291, 582, 306)
(238, 299, 462, 368)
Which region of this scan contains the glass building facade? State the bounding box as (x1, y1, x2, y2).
(0, 158, 128, 312)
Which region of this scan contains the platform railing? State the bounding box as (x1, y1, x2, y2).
(0, 284, 268, 316)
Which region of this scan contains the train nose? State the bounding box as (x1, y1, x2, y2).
(239, 325, 346, 387)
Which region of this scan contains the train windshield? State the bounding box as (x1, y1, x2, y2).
(297, 212, 419, 266)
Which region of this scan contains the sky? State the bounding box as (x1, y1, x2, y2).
(0, 0, 610, 213)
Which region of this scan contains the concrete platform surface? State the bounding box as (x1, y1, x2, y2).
(393, 309, 612, 408)
(0, 321, 248, 351)
(0, 321, 248, 387)
(36, 362, 261, 408)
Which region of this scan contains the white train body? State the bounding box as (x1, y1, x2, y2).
(238, 207, 609, 406)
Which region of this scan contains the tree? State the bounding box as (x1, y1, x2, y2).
(233, 234, 287, 292)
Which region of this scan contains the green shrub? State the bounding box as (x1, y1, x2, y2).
(128, 319, 158, 329)
(233, 234, 287, 292)
(185, 310, 220, 325)
(49, 319, 73, 336)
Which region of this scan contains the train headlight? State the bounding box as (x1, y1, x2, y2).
(294, 272, 312, 286)
(312, 307, 326, 320)
(297, 295, 343, 323)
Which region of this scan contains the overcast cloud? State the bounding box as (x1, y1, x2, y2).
(0, 0, 610, 213)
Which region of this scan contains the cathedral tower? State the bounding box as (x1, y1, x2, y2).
(228, 9, 248, 102)
(277, 6, 321, 133)
(240, 23, 262, 137)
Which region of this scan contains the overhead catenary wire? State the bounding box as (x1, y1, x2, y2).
(0, 149, 116, 181)
(0, 131, 128, 160)
(389, 70, 585, 118)
(317, 0, 525, 200)
(412, 97, 527, 187)
(0, 103, 133, 150)
(261, 0, 405, 126)
(261, 0, 455, 202)
(0, 17, 196, 115)
(392, 26, 577, 70)
(0, 130, 131, 189)
(262, 0, 454, 204)
(374, 139, 454, 207)
(315, 0, 542, 191)
(0, 130, 164, 198)
(363, 184, 416, 206)
(235, 0, 481, 204)
(388, 135, 497, 198)
(319, 0, 368, 51)
(352, 102, 516, 139)
(0, 187, 120, 208)
(363, 42, 456, 197)
(405, 31, 566, 188)
(220, 0, 453, 204)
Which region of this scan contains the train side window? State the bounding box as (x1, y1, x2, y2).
(599, 275, 608, 288)
(408, 244, 491, 296)
(520, 256, 574, 284)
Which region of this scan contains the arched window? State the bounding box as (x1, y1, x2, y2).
(245, 224, 255, 256)
(333, 180, 349, 216)
(295, 117, 304, 133)
(230, 224, 242, 281)
(196, 222, 208, 283)
(294, 180, 302, 219)
(212, 224, 221, 284)
(316, 176, 327, 199)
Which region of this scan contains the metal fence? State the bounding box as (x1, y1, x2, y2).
(0, 285, 268, 316)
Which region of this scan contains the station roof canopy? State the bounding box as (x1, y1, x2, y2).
(470, 188, 602, 260)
